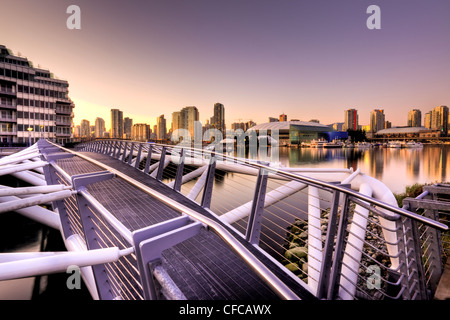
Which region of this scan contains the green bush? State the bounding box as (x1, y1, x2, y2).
(394, 183, 425, 207)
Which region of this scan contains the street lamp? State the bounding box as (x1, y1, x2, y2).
(27, 127, 33, 146)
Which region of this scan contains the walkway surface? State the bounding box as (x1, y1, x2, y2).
(434, 258, 450, 300)
(54, 151, 313, 300)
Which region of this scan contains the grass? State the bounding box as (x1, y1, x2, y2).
(393, 183, 428, 207)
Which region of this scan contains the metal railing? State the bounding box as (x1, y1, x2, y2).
(50, 139, 449, 300)
(402, 184, 450, 297)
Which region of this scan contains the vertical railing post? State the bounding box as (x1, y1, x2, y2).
(317, 190, 341, 299)
(410, 218, 429, 299)
(121, 142, 128, 162)
(128, 142, 135, 165)
(326, 193, 350, 299)
(144, 144, 153, 174)
(105, 141, 110, 154)
(101, 141, 107, 154)
(156, 146, 166, 181)
(173, 148, 185, 192)
(135, 143, 143, 169)
(40, 150, 75, 240)
(72, 171, 116, 300)
(395, 217, 411, 300)
(111, 140, 117, 157)
(108, 140, 114, 156)
(401, 216, 429, 299)
(133, 217, 202, 300)
(114, 141, 121, 159)
(201, 152, 216, 209)
(423, 207, 444, 294)
(245, 167, 268, 245)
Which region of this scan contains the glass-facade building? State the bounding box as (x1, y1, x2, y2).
(0, 45, 74, 146)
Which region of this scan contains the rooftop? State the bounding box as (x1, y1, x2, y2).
(376, 126, 430, 134)
(247, 120, 331, 132)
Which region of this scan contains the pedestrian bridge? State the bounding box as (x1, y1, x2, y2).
(0, 139, 448, 300)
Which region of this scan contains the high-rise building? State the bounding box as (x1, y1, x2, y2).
(171, 111, 181, 141)
(424, 111, 432, 129)
(0, 44, 74, 145)
(331, 122, 344, 131)
(180, 106, 199, 140)
(408, 109, 422, 127)
(231, 122, 245, 131)
(73, 125, 81, 138)
(131, 123, 151, 142)
(124, 117, 132, 139)
(171, 111, 181, 132)
(94, 117, 105, 138)
(80, 119, 90, 138)
(245, 121, 256, 131)
(343, 109, 358, 131)
(212, 103, 225, 135)
(111, 109, 123, 139)
(370, 109, 385, 133)
(279, 113, 287, 122)
(430, 105, 448, 134)
(157, 114, 166, 140)
(268, 117, 279, 123)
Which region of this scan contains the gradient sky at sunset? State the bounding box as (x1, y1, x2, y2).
(2, 0, 450, 130)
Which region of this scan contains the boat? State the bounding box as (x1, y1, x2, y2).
(343, 142, 355, 148)
(204, 138, 236, 153)
(388, 141, 402, 148)
(356, 142, 372, 148)
(324, 140, 344, 148)
(310, 139, 326, 148)
(301, 142, 311, 148)
(405, 141, 423, 148)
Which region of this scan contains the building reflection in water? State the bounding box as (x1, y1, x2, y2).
(406, 149, 421, 179)
(273, 145, 450, 193)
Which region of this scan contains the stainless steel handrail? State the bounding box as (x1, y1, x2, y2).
(105, 140, 448, 231)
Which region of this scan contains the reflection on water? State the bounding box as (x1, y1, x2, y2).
(0, 176, 91, 300)
(276, 145, 450, 194)
(0, 212, 44, 300)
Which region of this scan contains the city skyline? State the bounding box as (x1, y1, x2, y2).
(73, 104, 448, 140)
(2, 1, 450, 131)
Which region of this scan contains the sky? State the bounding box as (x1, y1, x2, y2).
(2, 0, 450, 131)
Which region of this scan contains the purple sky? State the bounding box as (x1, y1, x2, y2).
(2, 0, 450, 130)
